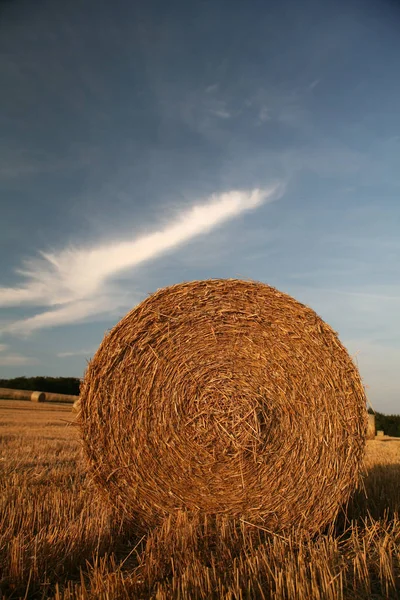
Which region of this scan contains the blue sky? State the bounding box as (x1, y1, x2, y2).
(0, 0, 399, 413)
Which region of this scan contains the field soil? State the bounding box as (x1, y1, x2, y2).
(0, 399, 399, 599)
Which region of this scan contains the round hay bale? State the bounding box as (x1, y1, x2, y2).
(80, 279, 367, 534)
(31, 391, 46, 403)
(0, 387, 32, 401)
(72, 398, 81, 413)
(367, 413, 376, 440)
(45, 392, 79, 404)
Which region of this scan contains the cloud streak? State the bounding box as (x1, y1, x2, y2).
(0, 353, 37, 366)
(57, 348, 96, 358)
(0, 186, 282, 335)
(4, 298, 122, 336)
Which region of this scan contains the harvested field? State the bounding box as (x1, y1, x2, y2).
(1, 400, 399, 599)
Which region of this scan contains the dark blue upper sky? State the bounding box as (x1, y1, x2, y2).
(0, 0, 399, 412)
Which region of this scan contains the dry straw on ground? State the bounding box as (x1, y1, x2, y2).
(80, 279, 367, 534)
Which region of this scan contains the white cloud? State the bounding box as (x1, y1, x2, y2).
(3, 297, 122, 336)
(0, 186, 282, 335)
(0, 344, 8, 352)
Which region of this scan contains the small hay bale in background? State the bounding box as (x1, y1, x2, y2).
(45, 392, 79, 404)
(31, 391, 46, 403)
(80, 279, 367, 534)
(367, 413, 376, 440)
(0, 387, 32, 401)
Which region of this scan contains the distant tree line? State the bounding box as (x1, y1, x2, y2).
(0, 376, 81, 396)
(369, 408, 400, 437)
(375, 412, 400, 437)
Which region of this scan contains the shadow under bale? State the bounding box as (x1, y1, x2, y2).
(344, 463, 400, 525)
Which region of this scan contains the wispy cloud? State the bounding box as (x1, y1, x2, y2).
(258, 106, 270, 123)
(57, 348, 96, 358)
(0, 336, 37, 366)
(210, 108, 232, 119)
(291, 284, 400, 334)
(0, 186, 282, 335)
(308, 79, 321, 90)
(205, 83, 219, 94)
(0, 146, 93, 182)
(0, 353, 37, 366)
(300, 287, 400, 302)
(177, 88, 238, 136)
(4, 297, 124, 336)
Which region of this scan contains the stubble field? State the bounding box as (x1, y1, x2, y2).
(0, 399, 399, 599)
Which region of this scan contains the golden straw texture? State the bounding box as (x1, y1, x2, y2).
(80, 279, 367, 534)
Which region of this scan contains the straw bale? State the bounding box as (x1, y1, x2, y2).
(80, 279, 367, 534)
(0, 387, 78, 403)
(44, 392, 78, 404)
(367, 413, 376, 440)
(31, 391, 46, 402)
(0, 387, 32, 401)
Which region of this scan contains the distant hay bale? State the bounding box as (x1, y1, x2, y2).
(367, 413, 376, 439)
(0, 387, 32, 401)
(0, 387, 78, 404)
(44, 392, 79, 404)
(80, 279, 367, 534)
